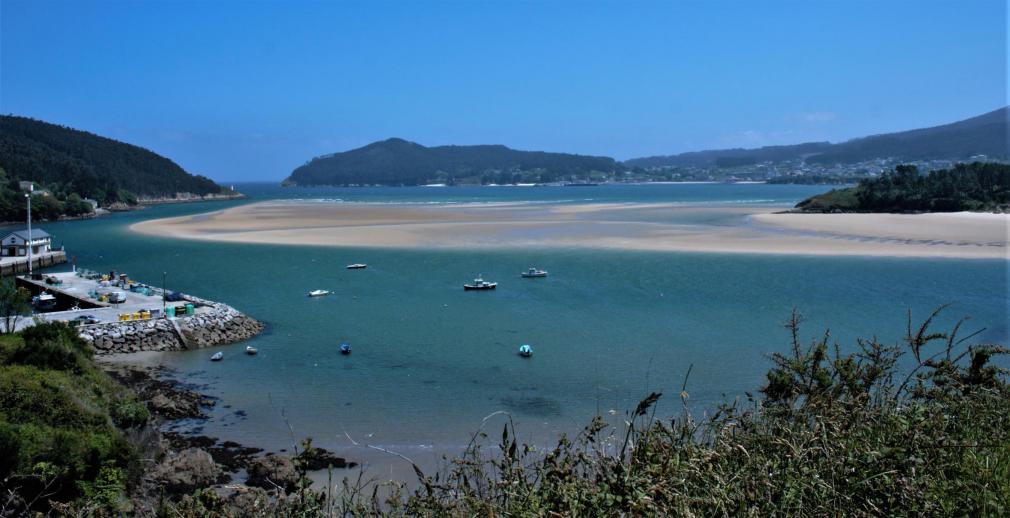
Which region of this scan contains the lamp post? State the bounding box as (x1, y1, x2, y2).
(162, 271, 167, 318)
(25, 187, 32, 277)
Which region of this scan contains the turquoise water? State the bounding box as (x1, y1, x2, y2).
(14, 183, 1008, 471)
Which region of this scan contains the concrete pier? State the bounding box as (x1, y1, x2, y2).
(0, 251, 67, 277)
(17, 271, 264, 353)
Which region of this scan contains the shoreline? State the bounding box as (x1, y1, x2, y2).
(131, 200, 1010, 260)
(0, 193, 247, 227)
(97, 357, 359, 510)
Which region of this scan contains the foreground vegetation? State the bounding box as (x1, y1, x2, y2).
(796, 161, 1010, 213)
(0, 322, 148, 514)
(5, 307, 1008, 516)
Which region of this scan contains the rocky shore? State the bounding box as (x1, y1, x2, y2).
(101, 362, 357, 513)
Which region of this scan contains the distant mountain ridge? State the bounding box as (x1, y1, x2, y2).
(625, 107, 1009, 168)
(284, 138, 618, 186)
(0, 115, 229, 203)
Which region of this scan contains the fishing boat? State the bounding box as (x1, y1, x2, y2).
(245, 346, 258, 355)
(339, 342, 351, 355)
(521, 268, 548, 278)
(210, 351, 223, 361)
(32, 292, 57, 311)
(346, 263, 367, 269)
(463, 275, 497, 291)
(308, 289, 331, 297)
(518, 344, 533, 357)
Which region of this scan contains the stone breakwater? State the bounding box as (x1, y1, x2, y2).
(81, 301, 264, 354)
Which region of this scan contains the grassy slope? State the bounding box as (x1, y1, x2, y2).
(0, 323, 148, 513)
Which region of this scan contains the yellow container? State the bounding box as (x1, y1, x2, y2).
(140, 311, 151, 320)
(132, 312, 141, 320)
(118, 314, 128, 321)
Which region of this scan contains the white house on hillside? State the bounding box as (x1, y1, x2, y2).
(1, 229, 52, 257)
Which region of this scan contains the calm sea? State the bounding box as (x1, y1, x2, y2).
(12, 183, 1008, 472)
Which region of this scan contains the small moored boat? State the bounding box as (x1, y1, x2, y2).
(518, 344, 533, 357)
(210, 351, 223, 361)
(32, 292, 58, 311)
(521, 268, 548, 278)
(308, 289, 331, 297)
(346, 263, 367, 269)
(339, 342, 351, 355)
(463, 275, 497, 291)
(245, 346, 258, 355)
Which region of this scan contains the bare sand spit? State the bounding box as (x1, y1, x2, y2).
(131, 201, 1009, 259)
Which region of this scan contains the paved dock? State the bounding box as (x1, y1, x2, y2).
(17, 271, 214, 330)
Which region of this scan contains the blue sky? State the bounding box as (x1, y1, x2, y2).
(1, 1, 1006, 182)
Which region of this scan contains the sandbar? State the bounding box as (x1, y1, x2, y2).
(131, 201, 1009, 259)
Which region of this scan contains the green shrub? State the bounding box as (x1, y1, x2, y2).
(110, 397, 149, 429)
(9, 322, 93, 373)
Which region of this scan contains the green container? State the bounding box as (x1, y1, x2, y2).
(166, 306, 176, 318)
(185, 303, 195, 315)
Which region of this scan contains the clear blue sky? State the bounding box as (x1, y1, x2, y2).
(1, 1, 1006, 182)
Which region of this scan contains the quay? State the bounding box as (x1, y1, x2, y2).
(16, 270, 264, 353)
(0, 251, 67, 277)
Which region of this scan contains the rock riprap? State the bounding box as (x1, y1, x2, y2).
(80, 300, 264, 354)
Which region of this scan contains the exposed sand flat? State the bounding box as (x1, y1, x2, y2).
(131, 201, 1010, 259)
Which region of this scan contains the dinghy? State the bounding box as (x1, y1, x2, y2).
(518, 344, 533, 357)
(308, 289, 331, 297)
(339, 342, 352, 355)
(245, 346, 258, 355)
(210, 351, 223, 361)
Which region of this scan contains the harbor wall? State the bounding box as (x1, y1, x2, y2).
(80, 300, 264, 354)
(0, 251, 67, 277)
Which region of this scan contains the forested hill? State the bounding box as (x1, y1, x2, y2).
(284, 138, 618, 186)
(626, 107, 1009, 168)
(795, 162, 1010, 213)
(0, 115, 227, 203)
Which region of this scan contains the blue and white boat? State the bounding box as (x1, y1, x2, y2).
(518, 344, 533, 357)
(339, 342, 352, 355)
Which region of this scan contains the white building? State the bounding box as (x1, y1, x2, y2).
(1, 229, 52, 257)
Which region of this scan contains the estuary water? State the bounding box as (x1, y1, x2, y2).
(12, 183, 1008, 475)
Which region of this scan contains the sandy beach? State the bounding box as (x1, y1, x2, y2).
(131, 201, 1009, 259)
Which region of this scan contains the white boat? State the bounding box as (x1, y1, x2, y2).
(308, 289, 331, 297)
(210, 352, 223, 361)
(518, 344, 533, 357)
(245, 346, 258, 355)
(521, 268, 548, 278)
(463, 275, 497, 291)
(346, 263, 367, 269)
(32, 292, 58, 311)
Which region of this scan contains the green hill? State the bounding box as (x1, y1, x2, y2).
(625, 107, 1009, 168)
(284, 138, 619, 186)
(795, 162, 1010, 213)
(0, 115, 228, 205)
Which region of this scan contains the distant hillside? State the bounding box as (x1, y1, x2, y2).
(625, 107, 1009, 168)
(0, 115, 228, 203)
(284, 138, 618, 186)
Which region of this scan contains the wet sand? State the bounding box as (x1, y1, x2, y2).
(131, 201, 1009, 259)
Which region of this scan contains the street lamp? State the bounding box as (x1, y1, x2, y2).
(162, 271, 167, 318)
(24, 188, 32, 277)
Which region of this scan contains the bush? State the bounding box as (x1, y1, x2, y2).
(9, 322, 93, 373)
